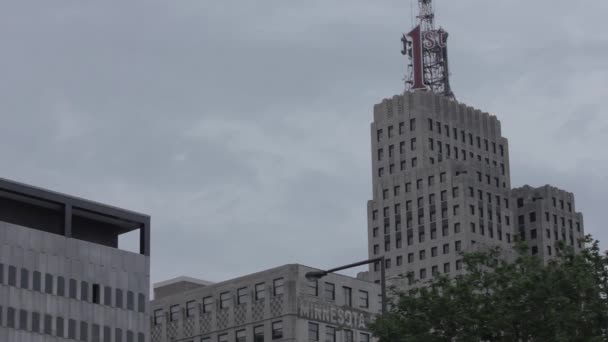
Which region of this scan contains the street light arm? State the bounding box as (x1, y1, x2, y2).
(305, 256, 387, 313)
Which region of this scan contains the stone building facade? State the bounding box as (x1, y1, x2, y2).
(367, 91, 514, 285)
(511, 185, 585, 262)
(150, 264, 380, 342)
(366, 91, 586, 286)
(0, 178, 151, 342)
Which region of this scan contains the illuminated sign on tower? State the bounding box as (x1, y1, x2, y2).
(401, 0, 454, 99)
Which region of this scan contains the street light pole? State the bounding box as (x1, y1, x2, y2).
(305, 256, 387, 313)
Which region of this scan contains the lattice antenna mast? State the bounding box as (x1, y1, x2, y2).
(402, 0, 454, 99)
(418, 0, 435, 32)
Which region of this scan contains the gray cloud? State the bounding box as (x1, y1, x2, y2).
(0, 0, 606, 284)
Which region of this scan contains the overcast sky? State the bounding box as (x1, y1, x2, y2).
(1, 1, 606, 286)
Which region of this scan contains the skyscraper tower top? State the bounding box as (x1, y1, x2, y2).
(401, 0, 454, 99)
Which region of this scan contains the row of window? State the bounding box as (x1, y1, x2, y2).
(0, 263, 146, 313)
(516, 196, 574, 213)
(375, 119, 416, 142)
(154, 278, 285, 324)
(428, 145, 505, 174)
(0, 305, 144, 342)
(307, 281, 370, 308)
(518, 211, 581, 232)
(375, 240, 463, 268)
(308, 322, 370, 342)
(374, 260, 465, 281)
(184, 321, 284, 342)
(427, 118, 505, 157)
(519, 227, 581, 248)
(376, 119, 505, 158)
(531, 245, 560, 256)
(377, 151, 505, 181)
(373, 219, 512, 258)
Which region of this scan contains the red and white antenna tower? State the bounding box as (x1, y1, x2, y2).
(402, 0, 454, 99)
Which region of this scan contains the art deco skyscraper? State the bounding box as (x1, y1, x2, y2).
(366, 92, 514, 285)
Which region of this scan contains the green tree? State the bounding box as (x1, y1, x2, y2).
(370, 236, 608, 342)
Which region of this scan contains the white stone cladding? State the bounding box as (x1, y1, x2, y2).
(367, 91, 514, 286)
(511, 185, 585, 262)
(0, 222, 150, 342)
(366, 91, 587, 289)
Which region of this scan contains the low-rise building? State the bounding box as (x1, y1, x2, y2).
(151, 264, 381, 342)
(0, 177, 151, 342)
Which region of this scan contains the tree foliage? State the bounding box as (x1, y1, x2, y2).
(369, 236, 608, 341)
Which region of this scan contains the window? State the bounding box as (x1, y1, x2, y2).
(186, 300, 197, 317)
(115, 288, 123, 308)
(325, 282, 335, 300)
(170, 305, 180, 321)
(31, 271, 42, 292)
(529, 212, 536, 223)
(154, 309, 164, 325)
(382, 189, 388, 200)
(431, 247, 437, 257)
(219, 334, 229, 342)
(411, 158, 417, 167)
(455, 240, 462, 252)
(411, 138, 416, 150)
(443, 244, 450, 254)
(376, 129, 383, 142)
(410, 118, 416, 131)
(343, 287, 352, 306)
(454, 223, 461, 234)
(58, 317, 66, 337)
(440, 190, 447, 202)
(272, 321, 283, 340)
(237, 287, 249, 304)
(44, 275, 53, 295)
(344, 330, 354, 342)
(326, 326, 336, 342)
(419, 250, 426, 260)
(359, 290, 369, 308)
(57, 276, 65, 297)
(80, 321, 89, 341)
(31, 311, 41, 332)
(203, 296, 213, 313)
(254, 325, 265, 342)
(237, 329, 247, 342)
(444, 263, 450, 273)
(20, 268, 29, 289)
(92, 324, 101, 342)
(273, 278, 284, 296)
(420, 268, 427, 279)
(388, 125, 394, 137)
(378, 168, 384, 177)
(408, 253, 414, 263)
(309, 322, 319, 341)
(456, 260, 463, 270)
(19, 309, 27, 330)
(360, 333, 370, 342)
(127, 291, 135, 310)
(80, 281, 89, 302)
(92, 283, 100, 304)
(220, 292, 231, 309)
(7, 266, 17, 287)
(69, 319, 77, 339)
(377, 148, 383, 161)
